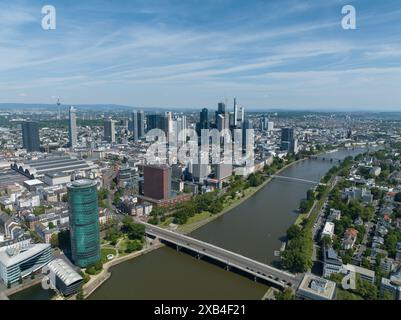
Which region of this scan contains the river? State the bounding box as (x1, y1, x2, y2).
(10, 148, 370, 300)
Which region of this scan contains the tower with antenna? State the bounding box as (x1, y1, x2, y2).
(57, 97, 61, 120)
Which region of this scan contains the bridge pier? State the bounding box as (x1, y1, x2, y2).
(176, 245, 181, 252)
(225, 265, 231, 271)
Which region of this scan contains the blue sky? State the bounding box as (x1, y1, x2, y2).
(1, 0, 401, 110)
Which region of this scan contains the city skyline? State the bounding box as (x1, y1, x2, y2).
(1, 0, 401, 110)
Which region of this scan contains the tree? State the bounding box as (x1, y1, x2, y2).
(286, 225, 302, 240)
(354, 276, 377, 300)
(395, 192, 401, 203)
(76, 288, 84, 300)
(50, 233, 59, 248)
(274, 288, 294, 300)
(125, 240, 143, 253)
(62, 194, 68, 202)
(48, 222, 55, 229)
(122, 218, 145, 240)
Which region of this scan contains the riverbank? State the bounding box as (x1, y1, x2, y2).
(175, 157, 308, 235)
(84, 158, 307, 299)
(83, 241, 164, 299)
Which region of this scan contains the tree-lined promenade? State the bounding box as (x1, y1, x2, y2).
(281, 156, 355, 273)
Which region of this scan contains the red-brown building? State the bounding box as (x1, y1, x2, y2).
(143, 165, 171, 200)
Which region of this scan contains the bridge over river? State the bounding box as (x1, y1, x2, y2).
(143, 222, 302, 290)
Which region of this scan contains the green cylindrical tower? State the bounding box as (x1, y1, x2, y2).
(68, 179, 100, 268)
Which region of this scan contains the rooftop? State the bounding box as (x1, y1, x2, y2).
(47, 258, 83, 286)
(0, 243, 51, 267)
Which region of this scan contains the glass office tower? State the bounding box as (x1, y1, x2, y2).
(68, 179, 100, 268)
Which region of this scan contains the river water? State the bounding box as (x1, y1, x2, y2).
(11, 148, 369, 300)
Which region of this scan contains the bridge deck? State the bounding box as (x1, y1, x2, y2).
(144, 223, 300, 289)
(270, 175, 319, 184)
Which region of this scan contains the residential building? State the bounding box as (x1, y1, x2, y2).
(342, 228, 358, 250)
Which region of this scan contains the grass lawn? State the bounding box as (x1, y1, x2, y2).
(177, 211, 213, 233)
(100, 247, 117, 263)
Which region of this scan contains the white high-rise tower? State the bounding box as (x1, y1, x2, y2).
(69, 106, 77, 148)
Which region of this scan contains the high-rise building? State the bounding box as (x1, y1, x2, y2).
(69, 106, 77, 148)
(104, 118, 116, 143)
(132, 111, 138, 140)
(281, 127, 298, 154)
(137, 110, 145, 139)
(175, 116, 187, 145)
(197, 108, 209, 135)
(218, 102, 226, 114)
(281, 127, 294, 142)
(242, 119, 253, 150)
(233, 98, 238, 128)
(191, 151, 210, 182)
(267, 121, 274, 132)
(146, 114, 163, 132)
(239, 106, 245, 126)
(215, 102, 226, 126)
(132, 110, 146, 140)
(21, 121, 40, 152)
(143, 165, 171, 200)
(68, 179, 100, 268)
(216, 114, 225, 131)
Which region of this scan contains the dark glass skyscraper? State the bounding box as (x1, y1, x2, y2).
(132, 110, 145, 140)
(68, 179, 100, 268)
(21, 121, 40, 152)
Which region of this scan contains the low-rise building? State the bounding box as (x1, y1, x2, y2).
(297, 274, 336, 300)
(47, 258, 83, 296)
(323, 246, 343, 278)
(343, 264, 375, 284)
(321, 222, 335, 240)
(342, 228, 358, 250)
(0, 241, 52, 284)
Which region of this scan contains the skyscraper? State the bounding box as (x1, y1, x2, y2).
(242, 119, 253, 151)
(197, 108, 209, 135)
(217, 102, 226, 114)
(281, 127, 294, 142)
(215, 102, 226, 125)
(143, 165, 171, 200)
(146, 114, 163, 132)
(132, 111, 138, 140)
(68, 179, 100, 268)
(175, 116, 187, 145)
(21, 121, 40, 152)
(233, 98, 238, 128)
(239, 106, 245, 126)
(104, 118, 116, 143)
(216, 113, 225, 131)
(281, 127, 298, 154)
(137, 110, 145, 139)
(69, 106, 77, 148)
